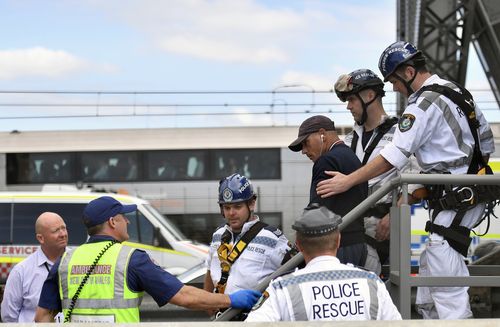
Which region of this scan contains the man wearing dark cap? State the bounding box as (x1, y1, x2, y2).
(246, 204, 401, 321)
(289, 115, 374, 272)
(35, 196, 261, 323)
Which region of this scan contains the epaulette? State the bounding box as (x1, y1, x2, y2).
(263, 225, 283, 237)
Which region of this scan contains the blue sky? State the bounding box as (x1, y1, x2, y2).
(0, 0, 498, 131)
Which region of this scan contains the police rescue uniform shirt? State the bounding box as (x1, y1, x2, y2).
(245, 255, 401, 321)
(206, 217, 290, 294)
(38, 235, 183, 311)
(380, 74, 495, 174)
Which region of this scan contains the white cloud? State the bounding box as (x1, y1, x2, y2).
(0, 47, 88, 80)
(279, 70, 334, 91)
(159, 36, 287, 63)
(91, 0, 311, 64)
(89, 0, 395, 68)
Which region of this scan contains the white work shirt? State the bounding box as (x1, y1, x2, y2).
(206, 217, 290, 294)
(380, 74, 495, 174)
(345, 115, 401, 196)
(246, 256, 401, 321)
(345, 116, 420, 239)
(1, 248, 54, 322)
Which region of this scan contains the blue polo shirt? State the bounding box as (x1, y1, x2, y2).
(38, 235, 184, 310)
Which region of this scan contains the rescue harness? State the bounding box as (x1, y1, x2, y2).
(413, 83, 500, 256)
(215, 221, 267, 294)
(351, 117, 398, 262)
(350, 116, 399, 165)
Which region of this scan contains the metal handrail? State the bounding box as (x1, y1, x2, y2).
(216, 173, 500, 321)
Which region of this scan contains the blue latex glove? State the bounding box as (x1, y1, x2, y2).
(229, 290, 262, 310)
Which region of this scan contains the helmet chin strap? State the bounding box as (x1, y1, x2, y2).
(245, 202, 255, 224)
(394, 67, 418, 96)
(355, 93, 377, 125)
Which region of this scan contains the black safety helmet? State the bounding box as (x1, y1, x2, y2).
(334, 69, 386, 125)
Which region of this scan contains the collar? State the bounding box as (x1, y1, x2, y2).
(408, 74, 440, 103)
(88, 235, 119, 243)
(306, 255, 341, 267)
(353, 114, 394, 134)
(35, 247, 54, 268)
(225, 215, 260, 236)
(328, 140, 344, 151)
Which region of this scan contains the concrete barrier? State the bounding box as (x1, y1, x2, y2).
(8, 319, 500, 326)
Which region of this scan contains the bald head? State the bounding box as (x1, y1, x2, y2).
(35, 212, 62, 233)
(35, 212, 68, 260)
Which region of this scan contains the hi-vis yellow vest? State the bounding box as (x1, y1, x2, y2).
(58, 242, 144, 323)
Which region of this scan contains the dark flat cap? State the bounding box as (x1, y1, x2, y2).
(289, 115, 335, 152)
(292, 203, 342, 236)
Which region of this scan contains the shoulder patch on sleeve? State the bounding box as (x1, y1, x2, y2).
(398, 113, 415, 132)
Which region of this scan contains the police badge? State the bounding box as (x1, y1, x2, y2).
(398, 113, 415, 132)
(222, 188, 233, 202)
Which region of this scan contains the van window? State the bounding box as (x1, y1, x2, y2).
(124, 210, 160, 247)
(0, 204, 12, 243)
(11, 203, 88, 245)
(143, 204, 186, 241)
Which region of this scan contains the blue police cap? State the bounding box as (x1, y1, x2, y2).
(292, 204, 342, 236)
(83, 196, 137, 228)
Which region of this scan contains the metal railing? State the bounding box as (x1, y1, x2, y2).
(216, 173, 500, 320)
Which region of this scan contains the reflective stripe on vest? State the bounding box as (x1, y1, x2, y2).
(59, 243, 143, 322)
(416, 82, 473, 171)
(272, 270, 380, 320)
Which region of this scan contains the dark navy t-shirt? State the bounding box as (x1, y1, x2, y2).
(309, 142, 368, 246)
(38, 235, 184, 310)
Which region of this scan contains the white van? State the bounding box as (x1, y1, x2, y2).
(0, 191, 208, 284)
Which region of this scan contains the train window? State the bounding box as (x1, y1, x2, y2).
(7, 153, 75, 184)
(11, 203, 88, 245)
(146, 150, 208, 181)
(213, 148, 281, 179)
(0, 204, 12, 243)
(7, 148, 281, 184)
(81, 152, 139, 182)
(7, 154, 30, 184)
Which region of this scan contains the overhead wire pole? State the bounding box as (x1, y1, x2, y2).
(0, 88, 344, 121)
(0, 88, 494, 121)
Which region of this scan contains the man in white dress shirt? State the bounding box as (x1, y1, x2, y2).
(1, 212, 68, 322)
